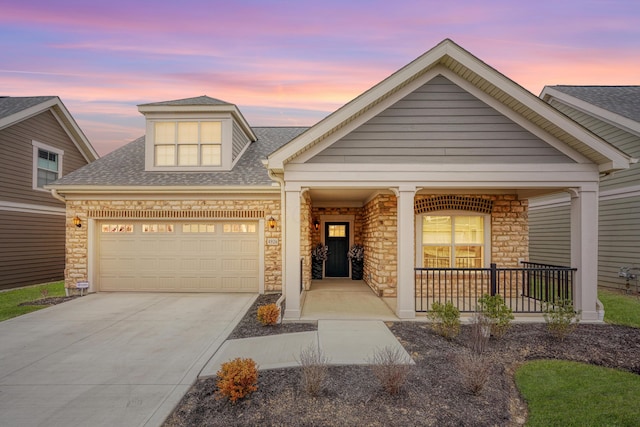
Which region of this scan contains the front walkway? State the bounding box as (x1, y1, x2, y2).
(300, 279, 397, 320)
(0, 293, 255, 427)
(200, 320, 413, 376)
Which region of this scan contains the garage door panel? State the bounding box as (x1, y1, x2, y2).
(98, 221, 259, 292)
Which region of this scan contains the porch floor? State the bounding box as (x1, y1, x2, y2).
(299, 279, 397, 321)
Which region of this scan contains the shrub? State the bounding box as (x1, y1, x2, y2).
(543, 299, 581, 341)
(477, 294, 514, 338)
(257, 303, 280, 326)
(456, 349, 492, 395)
(369, 346, 412, 395)
(297, 344, 329, 396)
(427, 301, 461, 339)
(215, 358, 258, 403)
(468, 312, 491, 354)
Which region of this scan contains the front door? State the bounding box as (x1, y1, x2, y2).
(325, 222, 349, 277)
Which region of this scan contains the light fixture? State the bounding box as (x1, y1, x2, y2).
(73, 216, 82, 228)
(313, 219, 320, 231)
(268, 217, 276, 229)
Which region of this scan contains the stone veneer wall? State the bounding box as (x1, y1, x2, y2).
(300, 192, 312, 290)
(362, 194, 398, 296)
(64, 198, 282, 292)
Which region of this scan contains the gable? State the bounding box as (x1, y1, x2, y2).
(305, 76, 572, 164)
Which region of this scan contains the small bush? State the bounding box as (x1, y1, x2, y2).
(215, 358, 258, 403)
(369, 346, 412, 395)
(456, 349, 492, 395)
(297, 344, 329, 396)
(427, 301, 461, 339)
(477, 294, 514, 338)
(543, 299, 581, 341)
(468, 312, 491, 354)
(257, 303, 280, 326)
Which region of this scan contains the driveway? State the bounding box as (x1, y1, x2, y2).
(0, 293, 255, 427)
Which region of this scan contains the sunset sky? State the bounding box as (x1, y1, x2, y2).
(2, 0, 639, 156)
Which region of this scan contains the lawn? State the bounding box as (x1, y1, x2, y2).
(516, 360, 640, 427)
(0, 281, 66, 321)
(599, 288, 640, 328)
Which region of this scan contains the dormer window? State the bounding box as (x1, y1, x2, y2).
(154, 121, 222, 167)
(139, 96, 257, 172)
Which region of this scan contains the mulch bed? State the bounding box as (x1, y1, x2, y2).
(164, 295, 640, 426)
(18, 296, 80, 306)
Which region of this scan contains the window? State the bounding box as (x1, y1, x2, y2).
(182, 224, 216, 233)
(102, 224, 134, 233)
(223, 223, 257, 233)
(327, 225, 346, 237)
(142, 224, 174, 233)
(32, 141, 63, 189)
(153, 121, 222, 167)
(420, 214, 488, 268)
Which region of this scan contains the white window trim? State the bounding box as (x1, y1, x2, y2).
(415, 211, 491, 268)
(32, 140, 64, 192)
(145, 118, 232, 171)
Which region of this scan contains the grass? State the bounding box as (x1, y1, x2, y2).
(0, 281, 66, 322)
(599, 288, 640, 328)
(516, 360, 640, 427)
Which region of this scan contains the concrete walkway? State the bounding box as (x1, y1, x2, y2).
(200, 320, 413, 376)
(0, 293, 256, 427)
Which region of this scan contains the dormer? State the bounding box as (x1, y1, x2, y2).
(138, 96, 257, 172)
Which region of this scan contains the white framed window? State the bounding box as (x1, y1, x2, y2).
(153, 121, 222, 167)
(417, 213, 490, 268)
(32, 141, 63, 190)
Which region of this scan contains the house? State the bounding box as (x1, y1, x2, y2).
(48, 39, 633, 321)
(530, 86, 640, 291)
(0, 96, 98, 290)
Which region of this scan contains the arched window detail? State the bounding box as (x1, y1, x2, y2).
(414, 195, 493, 215)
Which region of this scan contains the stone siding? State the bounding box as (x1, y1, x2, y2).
(362, 194, 398, 296)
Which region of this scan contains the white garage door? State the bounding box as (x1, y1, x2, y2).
(98, 221, 259, 292)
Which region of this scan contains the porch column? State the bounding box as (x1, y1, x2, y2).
(395, 186, 416, 319)
(283, 186, 302, 319)
(569, 186, 599, 321)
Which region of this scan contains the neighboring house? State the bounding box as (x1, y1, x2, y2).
(49, 39, 633, 321)
(530, 86, 640, 291)
(0, 96, 98, 290)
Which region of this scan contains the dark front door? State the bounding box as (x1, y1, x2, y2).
(325, 222, 349, 277)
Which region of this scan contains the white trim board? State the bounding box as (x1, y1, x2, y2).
(0, 200, 66, 216)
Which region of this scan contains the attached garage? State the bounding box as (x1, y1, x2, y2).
(97, 220, 259, 292)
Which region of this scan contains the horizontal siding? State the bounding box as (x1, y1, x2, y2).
(549, 99, 640, 191)
(307, 75, 572, 164)
(0, 211, 65, 290)
(598, 196, 640, 289)
(528, 204, 571, 267)
(0, 110, 89, 207)
(232, 121, 250, 161)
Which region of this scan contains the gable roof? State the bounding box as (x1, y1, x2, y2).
(541, 86, 640, 137)
(49, 127, 307, 192)
(0, 96, 99, 162)
(268, 39, 632, 174)
(138, 95, 232, 107)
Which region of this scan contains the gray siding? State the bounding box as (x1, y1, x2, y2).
(528, 201, 571, 267)
(0, 210, 65, 290)
(232, 121, 250, 161)
(599, 195, 640, 290)
(0, 110, 89, 208)
(307, 75, 572, 164)
(549, 100, 640, 191)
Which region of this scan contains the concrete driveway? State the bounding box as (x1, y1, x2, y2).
(0, 293, 256, 427)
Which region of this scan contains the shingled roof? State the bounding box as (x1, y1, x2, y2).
(138, 95, 232, 107)
(0, 96, 56, 120)
(51, 127, 307, 188)
(549, 86, 640, 123)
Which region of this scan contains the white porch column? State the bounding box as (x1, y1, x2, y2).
(395, 186, 416, 319)
(283, 186, 302, 319)
(569, 187, 599, 321)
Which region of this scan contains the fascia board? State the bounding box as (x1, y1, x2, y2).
(46, 185, 280, 195)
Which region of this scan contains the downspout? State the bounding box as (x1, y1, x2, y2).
(50, 189, 71, 296)
(268, 169, 286, 322)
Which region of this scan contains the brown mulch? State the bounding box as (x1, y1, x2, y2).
(164, 295, 640, 427)
(18, 296, 80, 306)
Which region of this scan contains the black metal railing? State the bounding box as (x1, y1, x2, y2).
(415, 262, 576, 313)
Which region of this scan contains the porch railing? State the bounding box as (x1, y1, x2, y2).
(415, 262, 576, 313)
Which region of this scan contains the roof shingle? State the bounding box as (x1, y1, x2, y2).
(550, 86, 640, 123)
